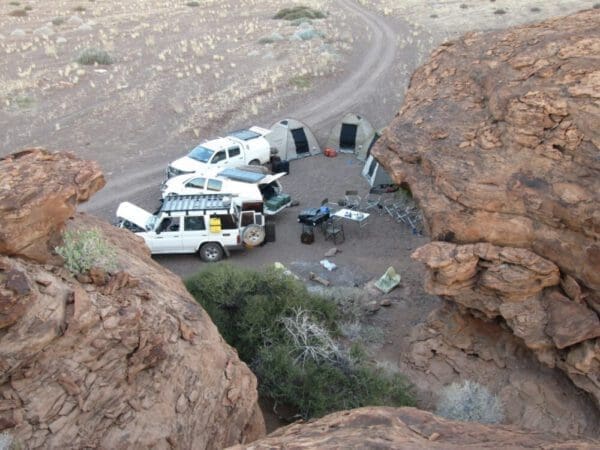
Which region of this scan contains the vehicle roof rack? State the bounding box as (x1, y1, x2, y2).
(160, 194, 234, 214)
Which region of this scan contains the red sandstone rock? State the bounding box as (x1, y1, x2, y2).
(0, 149, 105, 262)
(227, 407, 599, 449)
(374, 10, 600, 408)
(0, 151, 265, 449)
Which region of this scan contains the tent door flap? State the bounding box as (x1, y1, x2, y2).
(291, 128, 310, 155)
(339, 124, 357, 152)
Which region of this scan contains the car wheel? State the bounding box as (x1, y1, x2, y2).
(249, 159, 260, 166)
(199, 242, 224, 262)
(242, 224, 265, 247)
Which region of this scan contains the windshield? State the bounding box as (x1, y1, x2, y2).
(147, 215, 158, 231)
(188, 145, 214, 163)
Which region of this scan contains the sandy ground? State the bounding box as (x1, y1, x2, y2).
(1, 0, 598, 435)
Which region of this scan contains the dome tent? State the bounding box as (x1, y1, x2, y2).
(326, 113, 376, 160)
(266, 118, 320, 161)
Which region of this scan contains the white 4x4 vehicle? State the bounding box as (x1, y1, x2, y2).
(116, 194, 265, 262)
(161, 168, 290, 215)
(166, 127, 272, 179)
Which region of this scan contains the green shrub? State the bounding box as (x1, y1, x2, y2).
(290, 74, 311, 89)
(73, 5, 86, 12)
(52, 17, 65, 26)
(436, 380, 504, 424)
(186, 1, 200, 6)
(55, 229, 117, 275)
(8, 1, 20, 6)
(186, 264, 414, 419)
(76, 48, 113, 65)
(186, 264, 337, 361)
(274, 6, 326, 21)
(254, 343, 413, 419)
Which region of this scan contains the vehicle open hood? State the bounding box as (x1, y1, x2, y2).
(116, 202, 154, 230)
(261, 172, 286, 184)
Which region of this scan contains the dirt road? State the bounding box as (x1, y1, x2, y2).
(77, 0, 405, 218)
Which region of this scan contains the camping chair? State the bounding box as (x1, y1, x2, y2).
(363, 193, 381, 214)
(344, 190, 361, 210)
(323, 217, 345, 244)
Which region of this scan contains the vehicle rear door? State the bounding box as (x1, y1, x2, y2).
(181, 216, 210, 252)
(227, 145, 244, 166)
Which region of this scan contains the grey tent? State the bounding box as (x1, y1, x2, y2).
(326, 113, 375, 161)
(266, 118, 320, 161)
(362, 153, 393, 188)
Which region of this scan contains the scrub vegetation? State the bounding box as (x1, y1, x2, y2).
(186, 264, 415, 419)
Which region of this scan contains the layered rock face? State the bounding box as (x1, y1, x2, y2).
(373, 10, 600, 407)
(0, 149, 105, 263)
(0, 150, 265, 448)
(228, 406, 599, 449)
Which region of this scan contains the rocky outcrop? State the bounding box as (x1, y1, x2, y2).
(400, 303, 600, 437)
(0, 149, 105, 263)
(0, 150, 265, 448)
(227, 406, 599, 449)
(373, 10, 600, 406)
(412, 242, 600, 407)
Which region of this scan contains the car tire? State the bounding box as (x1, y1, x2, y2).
(242, 224, 265, 247)
(199, 242, 224, 262)
(248, 159, 260, 166)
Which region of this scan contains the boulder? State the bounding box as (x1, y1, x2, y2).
(0, 149, 105, 262)
(227, 406, 599, 449)
(0, 151, 265, 448)
(373, 10, 600, 407)
(373, 9, 600, 293)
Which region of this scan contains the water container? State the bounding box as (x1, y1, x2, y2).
(209, 217, 221, 233)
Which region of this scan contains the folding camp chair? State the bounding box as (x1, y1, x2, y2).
(344, 190, 361, 210)
(363, 193, 381, 214)
(323, 217, 345, 244)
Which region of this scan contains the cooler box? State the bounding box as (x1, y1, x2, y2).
(265, 194, 291, 211)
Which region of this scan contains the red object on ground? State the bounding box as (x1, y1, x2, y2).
(324, 147, 337, 157)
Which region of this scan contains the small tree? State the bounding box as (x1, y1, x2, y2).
(55, 229, 117, 275)
(436, 380, 504, 424)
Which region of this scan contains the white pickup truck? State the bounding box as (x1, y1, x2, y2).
(116, 194, 265, 262)
(166, 127, 272, 179)
(161, 168, 291, 215)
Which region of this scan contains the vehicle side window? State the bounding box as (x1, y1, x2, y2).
(206, 179, 222, 192)
(186, 177, 206, 189)
(157, 217, 179, 232)
(217, 214, 237, 229)
(184, 216, 206, 231)
(211, 151, 226, 164)
(241, 211, 254, 227)
(228, 146, 241, 158)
